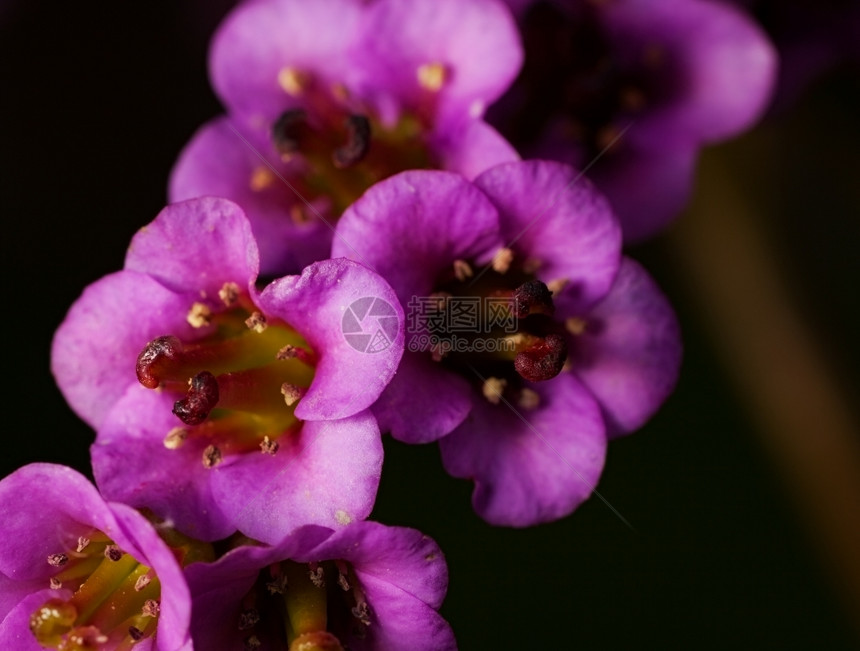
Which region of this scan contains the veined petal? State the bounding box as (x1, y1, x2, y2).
(258, 258, 405, 422)
(210, 412, 383, 545)
(440, 373, 606, 526)
(124, 197, 259, 296)
(569, 257, 681, 436)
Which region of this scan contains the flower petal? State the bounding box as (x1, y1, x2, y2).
(352, 574, 457, 651)
(169, 116, 333, 276)
(431, 119, 519, 182)
(0, 588, 69, 650)
(359, 0, 522, 125)
(440, 374, 606, 526)
(92, 386, 235, 542)
(372, 351, 471, 443)
(475, 159, 622, 313)
(258, 258, 405, 421)
(333, 170, 504, 303)
(605, 0, 777, 143)
(210, 0, 366, 121)
(0, 464, 118, 580)
(569, 257, 681, 436)
(210, 412, 383, 545)
(51, 271, 197, 429)
(124, 197, 259, 296)
(297, 521, 448, 610)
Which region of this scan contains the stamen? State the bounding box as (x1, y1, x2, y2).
(219, 282, 241, 307)
(173, 371, 220, 425)
(134, 573, 153, 592)
(245, 635, 262, 650)
(522, 257, 543, 274)
(416, 62, 448, 91)
(202, 445, 223, 469)
(141, 600, 160, 618)
(276, 344, 315, 365)
(512, 280, 555, 318)
(50, 578, 62, 590)
(163, 427, 189, 450)
(104, 545, 123, 562)
(187, 302, 212, 328)
(492, 248, 515, 274)
(76, 537, 90, 553)
(546, 278, 569, 295)
(565, 317, 588, 335)
(277, 67, 308, 96)
(272, 109, 308, 156)
(308, 563, 325, 588)
(128, 626, 144, 641)
(47, 553, 69, 568)
(260, 436, 279, 456)
(266, 574, 289, 595)
(514, 333, 568, 382)
(238, 608, 260, 631)
(332, 114, 371, 169)
(281, 383, 305, 407)
(481, 377, 507, 405)
(518, 388, 541, 410)
(453, 259, 473, 281)
(351, 600, 371, 627)
(245, 312, 268, 333)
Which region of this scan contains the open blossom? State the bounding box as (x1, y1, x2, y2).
(184, 521, 455, 651)
(333, 162, 681, 526)
(490, 0, 777, 241)
(51, 197, 404, 543)
(0, 464, 193, 650)
(170, 0, 523, 276)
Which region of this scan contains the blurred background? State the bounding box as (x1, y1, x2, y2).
(2, 1, 859, 648)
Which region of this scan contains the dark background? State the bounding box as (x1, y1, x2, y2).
(3, 2, 859, 649)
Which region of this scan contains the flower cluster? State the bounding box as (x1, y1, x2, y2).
(5, 0, 778, 648)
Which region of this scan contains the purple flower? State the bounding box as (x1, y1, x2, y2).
(51, 197, 404, 543)
(332, 162, 681, 526)
(170, 0, 523, 276)
(184, 521, 455, 651)
(490, 0, 777, 241)
(0, 464, 192, 650)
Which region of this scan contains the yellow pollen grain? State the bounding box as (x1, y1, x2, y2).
(547, 278, 569, 295)
(482, 377, 507, 405)
(250, 166, 276, 192)
(245, 312, 268, 333)
(453, 259, 473, 281)
(281, 383, 303, 406)
(492, 248, 515, 274)
(218, 282, 240, 307)
(164, 428, 188, 450)
(565, 317, 588, 336)
(277, 67, 307, 96)
(518, 388, 541, 410)
(417, 62, 448, 92)
(187, 302, 212, 328)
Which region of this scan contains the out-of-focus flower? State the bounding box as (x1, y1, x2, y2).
(51, 197, 404, 543)
(490, 0, 777, 241)
(0, 464, 194, 650)
(185, 521, 455, 651)
(171, 0, 523, 276)
(333, 162, 681, 526)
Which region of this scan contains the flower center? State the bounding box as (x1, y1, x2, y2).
(30, 533, 161, 650)
(136, 284, 316, 465)
(493, 1, 672, 161)
(233, 559, 370, 651)
(416, 252, 570, 405)
(265, 69, 435, 216)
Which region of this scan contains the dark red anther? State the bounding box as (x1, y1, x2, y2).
(272, 109, 309, 156)
(332, 114, 371, 168)
(512, 280, 555, 319)
(173, 371, 220, 425)
(137, 336, 182, 389)
(514, 333, 567, 382)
